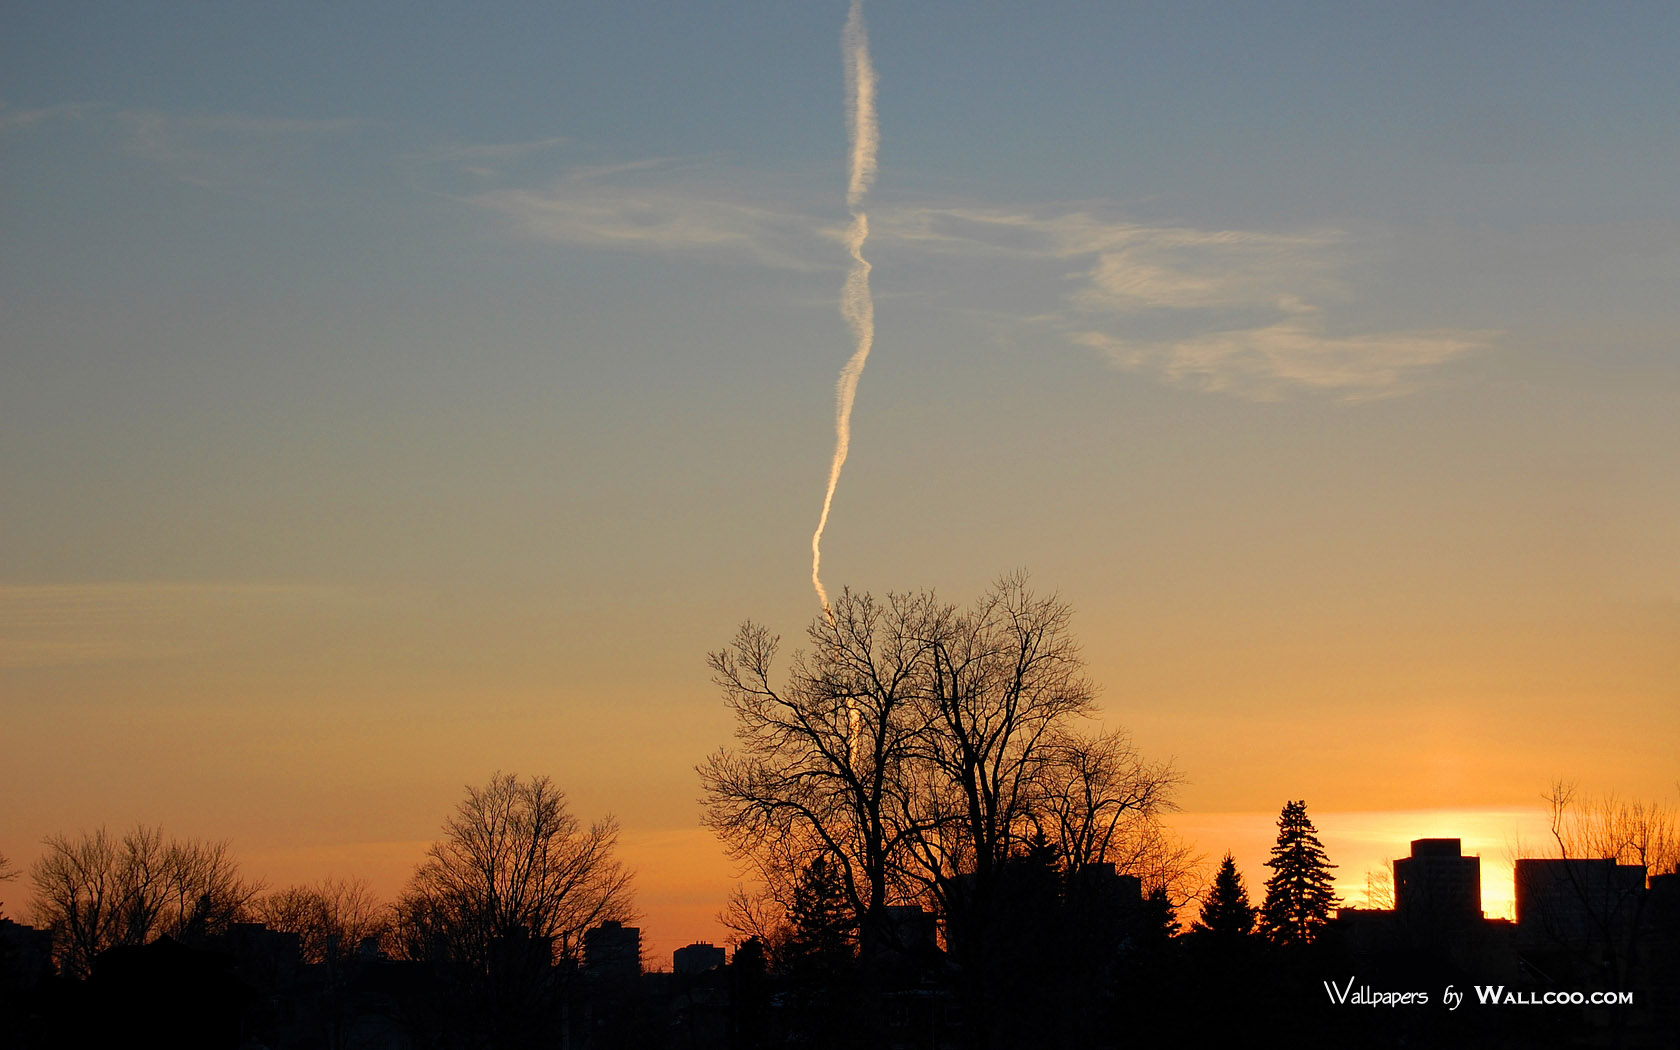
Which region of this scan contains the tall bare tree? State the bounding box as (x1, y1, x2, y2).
(700, 588, 947, 953)
(701, 575, 1181, 963)
(29, 825, 260, 977)
(701, 576, 1183, 1050)
(394, 773, 633, 1047)
(395, 772, 632, 968)
(911, 578, 1097, 902)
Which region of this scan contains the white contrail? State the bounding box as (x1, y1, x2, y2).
(812, 0, 879, 614)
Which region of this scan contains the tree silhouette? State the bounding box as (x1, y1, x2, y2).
(396, 773, 632, 965)
(29, 825, 260, 977)
(700, 575, 1182, 1048)
(254, 876, 389, 965)
(1037, 729, 1185, 895)
(699, 587, 944, 956)
(1525, 780, 1679, 1046)
(911, 577, 1097, 933)
(0, 849, 16, 920)
(786, 857, 855, 969)
(1260, 800, 1337, 946)
(1140, 883, 1180, 943)
(1194, 852, 1256, 940)
(776, 857, 866, 1047)
(701, 577, 1178, 945)
(394, 772, 633, 1046)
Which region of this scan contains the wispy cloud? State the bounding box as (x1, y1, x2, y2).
(872, 205, 1495, 400)
(470, 169, 832, 270)
(1073, 321, 1493, 401)
(403, 135, 571, 180)
(374, 120, 1500, 400)
(447, 150, 1501, 398)
(117, 110, 366, 192)
(0, 582, 358, 668)
(0, 101, 100, 132)
(471, 181, 1494, 396)
(3, 94, 1499, 400)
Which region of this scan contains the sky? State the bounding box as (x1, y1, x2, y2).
(4, 2, 1678, 961)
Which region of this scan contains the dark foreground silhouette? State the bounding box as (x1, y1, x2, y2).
(5, 840, 1677, 1050)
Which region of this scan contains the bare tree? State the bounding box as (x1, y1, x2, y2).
(701, 573, 1181, 1046)
(701, 577, 1181, 910)
(255, 877, 389, 964)
(1036, 729, 1184, 882)
(0, 849, 16, 919)
(904, 575, 1099, 982)
(395, 772, 633, 969)
(1523, 780, 1678, 1014)
(29, 825, 260, 977)
(394, 773, 633, 1046)
(717, 882, 792, 949)
(1105, 816, 1203, 910)
(1361, 862, 1395, 911)
(699, 589, 948, 953)
(1546, 782, 1679, 876)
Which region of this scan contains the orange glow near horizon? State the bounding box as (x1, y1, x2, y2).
(1168, 807, 1559, 924)
(232, 829, 741, 967)
(212, 805, 1566, 968)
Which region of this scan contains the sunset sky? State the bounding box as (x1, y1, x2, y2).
(4, 2, 1677, 961)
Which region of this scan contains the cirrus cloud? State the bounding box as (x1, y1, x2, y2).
(872, 204, 1495, 400)
(449, 151, 1499, 400)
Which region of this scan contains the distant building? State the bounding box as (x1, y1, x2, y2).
(0, 918, 54, 988)
(1515, 858, 1646, 946)
(885, 904, 939, 952)
(219, 921, 302, 991)
(488, 926, 554, 985)
(584, 920, 641, 979)
(1330, 838, 1517, 984)
(673, 941, 725, 974)
(1069, 862, 1143, 912)
(1649, 872, 1680, 930)
(1328, 906, 1400, 957)
(1394, 838, 1483, 929)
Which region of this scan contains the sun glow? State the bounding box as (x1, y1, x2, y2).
(1168, 807, 1555, 921)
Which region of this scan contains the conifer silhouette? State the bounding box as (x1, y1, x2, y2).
(1195, 852, 1256, 939)
(1261, 800, 1337, 945)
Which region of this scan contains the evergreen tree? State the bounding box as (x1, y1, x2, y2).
(782, 857, 860, 1047)
(1193, 852, 1256, 939)
(1260, 800, 1337, 945)
(786, 857, 855, 968)
(1142, 884, 1180, 941)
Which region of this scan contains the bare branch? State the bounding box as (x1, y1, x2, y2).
(28, 825, 260, 977)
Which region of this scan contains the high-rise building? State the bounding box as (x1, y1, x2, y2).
(584, 920, 642, 979)
(673, 941, 726, 974)
(1394, 838, 1483, 928)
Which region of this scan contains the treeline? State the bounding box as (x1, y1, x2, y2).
(3, 794, 1608, 1050)
(10, 774, 625, 976)
(2, 773, 631, 1047)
